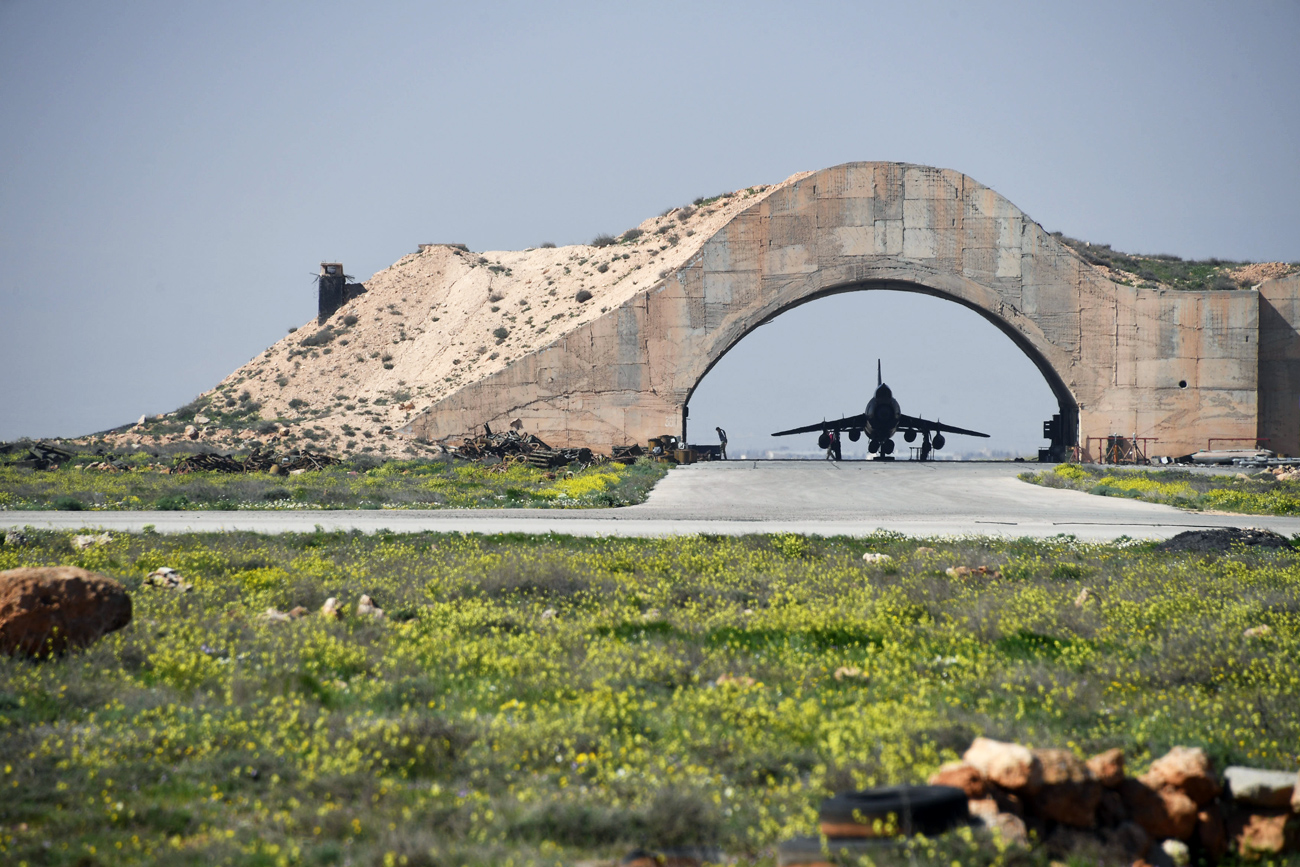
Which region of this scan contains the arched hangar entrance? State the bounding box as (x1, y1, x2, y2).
(409, 162, 1260, 459)
(681, 278, 1079, 459)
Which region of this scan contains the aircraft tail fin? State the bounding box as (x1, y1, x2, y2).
(877, 359, 882, 387)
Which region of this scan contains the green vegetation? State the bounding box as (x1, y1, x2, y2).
(1024, 464, 1300, 515)
(1052, 234, 1297, 291)
(1, 531, 1297, 865)
(0, 458, 668, 511)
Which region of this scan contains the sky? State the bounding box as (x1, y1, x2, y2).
(2, 1, 1298, 456)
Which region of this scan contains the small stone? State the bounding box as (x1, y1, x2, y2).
(356, 595, 384, 619)
(539, 607, 556, 621)
(1228, 810, 1300, 860)
(321, 597, 343, 619)
(1141, 746, 1220, 806)
(981, 811, 1028, 846)
(3, 530, 29, 547)
(287, 606, 309, 620)
(861, 552, 892, 564)
(72, 533, 112, 550)
(1161, 838, 1190, 867)
(194, 415, 210, 425)
(1074, 587, 1091, 606)
(1242, 624, 1272, 639)
(715, 674, 756, 688)
(0, 566, 133, 656)
(258, 608, 291, 623)
(913, 546, 937, 556)
(833, 666, 866, 682)
(929, 761, 986, 798)
(1087, 748, 1126, 787)
(963, 737, 1043, 792)
(184, 425, 198, 439)
(1224, 766, 1296, 808)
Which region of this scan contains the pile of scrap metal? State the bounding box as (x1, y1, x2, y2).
(1, 441, 74, 470)
(452, 428, 602, 469)
(173, 448, 340, 474)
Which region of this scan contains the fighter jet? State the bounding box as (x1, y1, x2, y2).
(771, 361, 989, 460)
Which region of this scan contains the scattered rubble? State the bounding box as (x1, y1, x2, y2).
(452, 428, 600, 469)
(72, 533, 112, 550)
(173, 448, 340, 474)
(144, 567, 193, 592)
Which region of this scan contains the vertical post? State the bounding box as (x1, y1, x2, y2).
(318, 263, 345, 324)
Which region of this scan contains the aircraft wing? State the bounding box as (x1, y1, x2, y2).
(771, 413, 868, 437)
(897, 414, 989, 438)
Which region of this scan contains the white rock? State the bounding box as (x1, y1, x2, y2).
(72, 533, 111, 550)
(1161, 838, 1190, 867)
(1224, 766, 1296, 808)
(321, 597, 343, 619)
(356, 594, 384, 619)
(861, 552, 893, 564)
(194, 415, 210, 424)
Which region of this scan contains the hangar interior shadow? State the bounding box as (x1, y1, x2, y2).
(684, 285, 1075, 460)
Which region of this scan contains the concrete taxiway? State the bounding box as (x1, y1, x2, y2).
(4, 462, 1298, 541)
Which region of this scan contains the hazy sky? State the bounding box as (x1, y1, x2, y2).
(3, 1, 1298, 455)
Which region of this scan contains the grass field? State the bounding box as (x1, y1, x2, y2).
(1022, 464, 1300, 516)
(2, 530, 1298, 865)
(0, 458, 669, 512)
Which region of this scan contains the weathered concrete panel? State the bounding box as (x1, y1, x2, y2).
(409, 161, 1283, 459)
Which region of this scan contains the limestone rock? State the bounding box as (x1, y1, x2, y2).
(1228, 810, 1300, 860)
(963, 737, 1043, 792)
(1034, 748, 1091, 785)
(184, 425, 198, 439)
(1224, 766, 1296, 808)
(356, 595, 384, 619)
(1141, 746, 1220, 806)
(287, 606, 309, 619)
(1087, 748, 1126, 787)
(0, 566, 132, 656)
(1032, 780, 1102, 828)
(928, 761, 985, 798)
(861, 552, 892, 564)
(1119, 779, 1197, 841)
(1243, 624, 1272, 639)
(3, 530, 29, 547)
(72, 532, 111, 550)
(321, 597, 343, 619)
(968, 803, 1028, 846)
(258, 607, 291, 623)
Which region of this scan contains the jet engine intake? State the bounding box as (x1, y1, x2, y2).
(932, 434, 946, 450)
(903, 430, 917, 443)
(818, 432, 831, 450)
(881, 439, 895, 455)
(848, 429, 861, 442)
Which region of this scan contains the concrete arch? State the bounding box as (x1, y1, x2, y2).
(410, 162, 1265, 459)
(679, 277, 1079, 447)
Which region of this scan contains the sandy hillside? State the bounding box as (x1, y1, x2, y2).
(97, 175, 810, 458)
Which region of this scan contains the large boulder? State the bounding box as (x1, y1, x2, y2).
(1119, 778, 1197, 841)
(1140, 746, 1220, 807)
(1228, 810, 1300, 860)
(1086, 748, 1126, 787)
(963, 737, 1043, 792)
(1030, 749, 1102, 828)
(0, 566, 132, 656)
(928, 761, 986, 798)
(1224, 766, 1296, 809)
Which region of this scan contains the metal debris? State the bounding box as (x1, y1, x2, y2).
(173, 448, 340, 474)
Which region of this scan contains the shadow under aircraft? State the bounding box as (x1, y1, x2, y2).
(772, 361, 989, 460)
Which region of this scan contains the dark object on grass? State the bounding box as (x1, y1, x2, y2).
(0, 566, 132, 657)
(52, 495, 84, 511)
(173, 448, 340, 475)
(1154, 527, 1291, 554)
(575, 289, 593, 303)
(819, 785, 969, 839)
(9, 441, 74, 470)
(452, 428, 599, 469)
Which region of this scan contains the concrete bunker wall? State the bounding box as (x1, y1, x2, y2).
(408, 162, 1266, 458)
